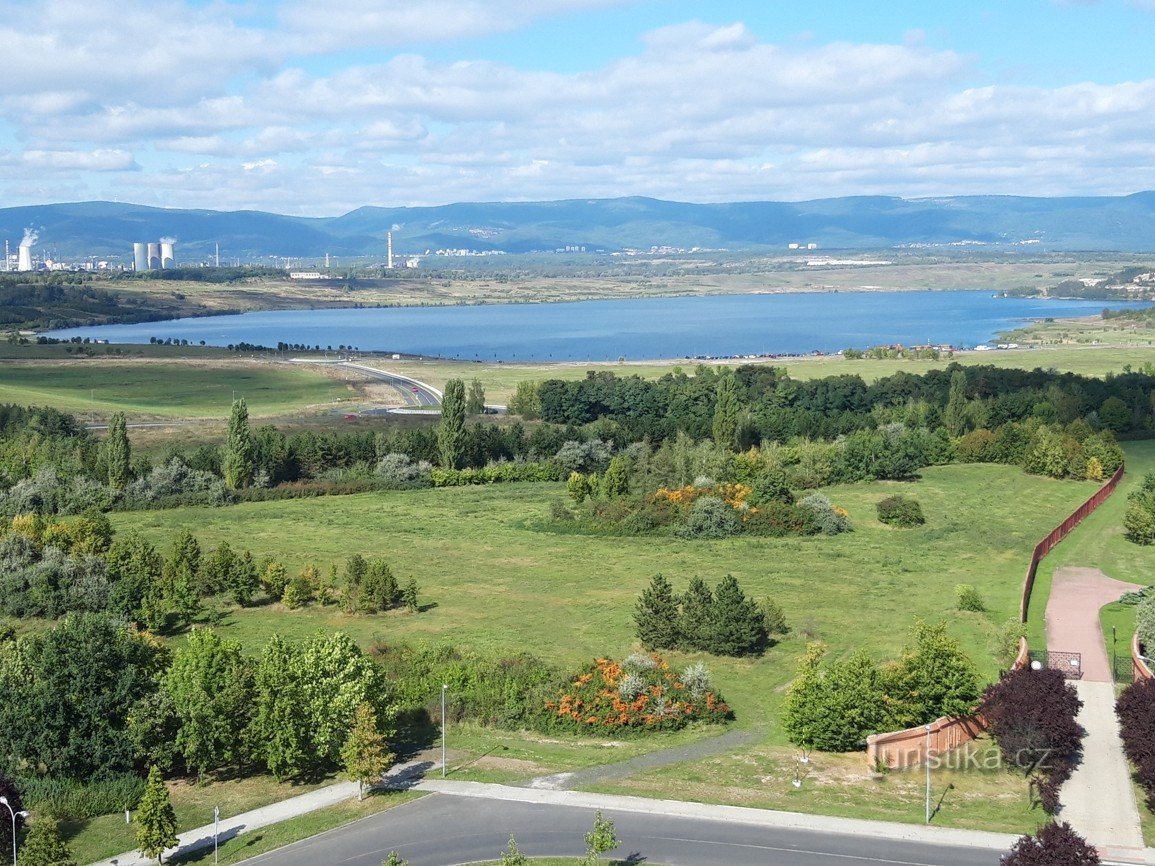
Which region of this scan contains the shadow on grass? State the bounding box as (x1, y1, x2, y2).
(171, 826, 256, 864)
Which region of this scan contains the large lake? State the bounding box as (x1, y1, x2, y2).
(45, 292, 1147, 362)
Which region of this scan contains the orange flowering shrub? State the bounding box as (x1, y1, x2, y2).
(542, 654, 732, 733)
(652, 483, 752, 511)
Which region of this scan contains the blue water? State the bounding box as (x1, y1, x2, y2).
(44, 292, 1148, 362)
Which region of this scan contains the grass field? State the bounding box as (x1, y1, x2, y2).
(106, 461, 1100, 835)
(0, 359, 359, 420)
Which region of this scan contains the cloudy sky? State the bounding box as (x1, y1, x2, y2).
(2, 0, 1154, 215)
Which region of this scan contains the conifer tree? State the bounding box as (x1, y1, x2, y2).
(678, 575, 715, 651)
(634, 573, 680, 651)
(136, 765, 178, 864)
(437, 379, 466, 469)
(18, 814, 76, 866)
(222, 398, 256, 489)
(106, 411, 131, 490)
(341, 701, 394, 800)
(229, 550, 260, 607)
(710, 573, 768, 656)
(712, 375, 741, 449)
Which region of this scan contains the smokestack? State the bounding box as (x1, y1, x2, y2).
(133, 242, 147, 272)
(160, 240, 175, 269)
(387, 231, 393, 269)
(147, 243, 160, 270)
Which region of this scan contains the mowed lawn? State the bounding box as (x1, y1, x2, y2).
(0, 359, 357, 419)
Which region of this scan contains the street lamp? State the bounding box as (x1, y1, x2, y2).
(213, 806, 220, 865)
(0, 796, 28, 866)
(441, 684, 448, 779)
(924, 725, 933, 824)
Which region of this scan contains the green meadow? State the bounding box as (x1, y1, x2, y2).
(108, 460, 1103, 835)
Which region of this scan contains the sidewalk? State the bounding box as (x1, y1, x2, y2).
(1046, 566, 1146, 858)
(88, 760, 434, 866)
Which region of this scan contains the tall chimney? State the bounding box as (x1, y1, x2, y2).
(387, 231, 393, 269)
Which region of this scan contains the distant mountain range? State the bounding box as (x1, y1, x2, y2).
(3, 193, 1155, 262)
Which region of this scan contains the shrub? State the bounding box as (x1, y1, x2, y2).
(979, 667, 1083, 814)
(375, 453, 432, 489)
(1117, 678, 1155, 811)
(1125, 481, 1155, 545)
(1001, 822, 1099, 865)
(543, 655, 732, 734)
(17, 773, 145, 821)
(882, 621, 981, 728)
(876, 495, 925, 527)
(797, 492, 852, 535)
(676, 496, 741, 539)
(955, 584, 986, 612)
(783, 643, 889, 752)
(1138, 595, 1155, 656)
(990, 619, 1027, 671)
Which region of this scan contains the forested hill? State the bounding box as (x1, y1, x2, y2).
(3, 192, 1155, 260)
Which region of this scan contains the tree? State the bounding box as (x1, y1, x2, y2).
(507, 380, 541, 419)
(402, 578, 419, 612)
(709, 573, 768, 656)
(712, 375, 741, 448)
(1001, 822, 1100, 865)
(582, 810, 619, 865)
(106, 532, 164, 625)
(883, 620, 980, 728)
(635, 573, 680, 651)
(136, 765, 178, 864)
(164, 628, 254, 779)
(222, 398, 256, 489)
(229, 550, 260, 606)
(249, 635, 311, 781)
(782, 643, 889, 752)
(360, 560, 400, 612)
(601, 454, 630, 498)
(18, 814, 76, 866)
(678, 576, 715, 651)
(106, 411, 131, 490)
(567, 471, 592, 503)
(300, 632, 388, 766)
(942, 370, 969, 437)
(465, 379, 486, 414)
(341, 701, 395, 799)
(438, 379, 466, 469)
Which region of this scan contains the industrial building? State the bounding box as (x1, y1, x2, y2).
(133, 239, 177, 270)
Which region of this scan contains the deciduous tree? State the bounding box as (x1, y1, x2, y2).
(222, 398, 256, 489)
(106, 411, 131, 490)
(438, 379, 466, 469)
(341, 701, 394, 799)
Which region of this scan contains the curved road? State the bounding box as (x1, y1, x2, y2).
(243, 794, 1004, 866)
(337, 362, 442, 408)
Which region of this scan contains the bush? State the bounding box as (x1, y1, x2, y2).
(1001, 822, 1099, 865)
(542, 655, 732, 734)
(876, 495, 925, 527)
(979, 667, 1083, 814)
(1125, 480, 1155, 545)
(955, 584, 986, 612)
(1117, 678, 1155, 811)
(783, 643, 889, 752)
(17, 773, 145, 820)
(676, 496, 741, 539)
(798, 492, 852, 535)
(1138, 595, 1155, 657)
(431, 462, 564, 486)
(375, 453, 432, 489)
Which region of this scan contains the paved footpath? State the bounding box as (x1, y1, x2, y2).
(1046, 566, 1145, 860)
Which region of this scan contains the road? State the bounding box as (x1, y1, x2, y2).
(337, 362, 442, 408)
(243, 794, 1003, 866)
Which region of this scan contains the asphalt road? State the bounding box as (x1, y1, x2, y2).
(243, 794, 1002, 866)
(337, 362, 442, 407)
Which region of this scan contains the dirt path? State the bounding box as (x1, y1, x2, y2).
(1046, 566, 1145, 856)
(524, 728, 762, 791)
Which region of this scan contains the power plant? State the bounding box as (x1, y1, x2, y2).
(17, 229, 37, 272)
(134, 238, 177, 270)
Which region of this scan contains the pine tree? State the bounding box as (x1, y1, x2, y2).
(710, 574, 768, 656)
(341, 701, 395, 799)
(229, 550, 260, 607)
(465, 379, 486, 414)
(136, 765, 178, 864)
(106, 411, 131, 490)
(634, 573, 680, 651)
(678, 576, 715, 652)
(437, 379, 466, 469)
(712, 375, 741, 449)
(18, 814, 76, 866)
(403, 578, 419, 612)
(222, 398, 256, 489)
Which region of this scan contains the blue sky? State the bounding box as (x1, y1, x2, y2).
(1, 0, 1154, 214)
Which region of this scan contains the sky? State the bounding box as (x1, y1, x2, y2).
(2, 0, 1155, 215)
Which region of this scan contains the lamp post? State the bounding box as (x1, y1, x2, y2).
(213, 806, 220, 865)
(0, 796, 28, 866)
(924, 724, 933, 824)
(441, 684, 448, 778)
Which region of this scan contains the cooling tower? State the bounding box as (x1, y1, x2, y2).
(160, 242, 175, 269)
(17, 245, 32, 272)
(133, 243, 147, 272)
(147, 243, 161, 270)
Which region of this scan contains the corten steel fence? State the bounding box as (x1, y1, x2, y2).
(1020, 464, 1125, 623)
(1135, 632, 1153, 683)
